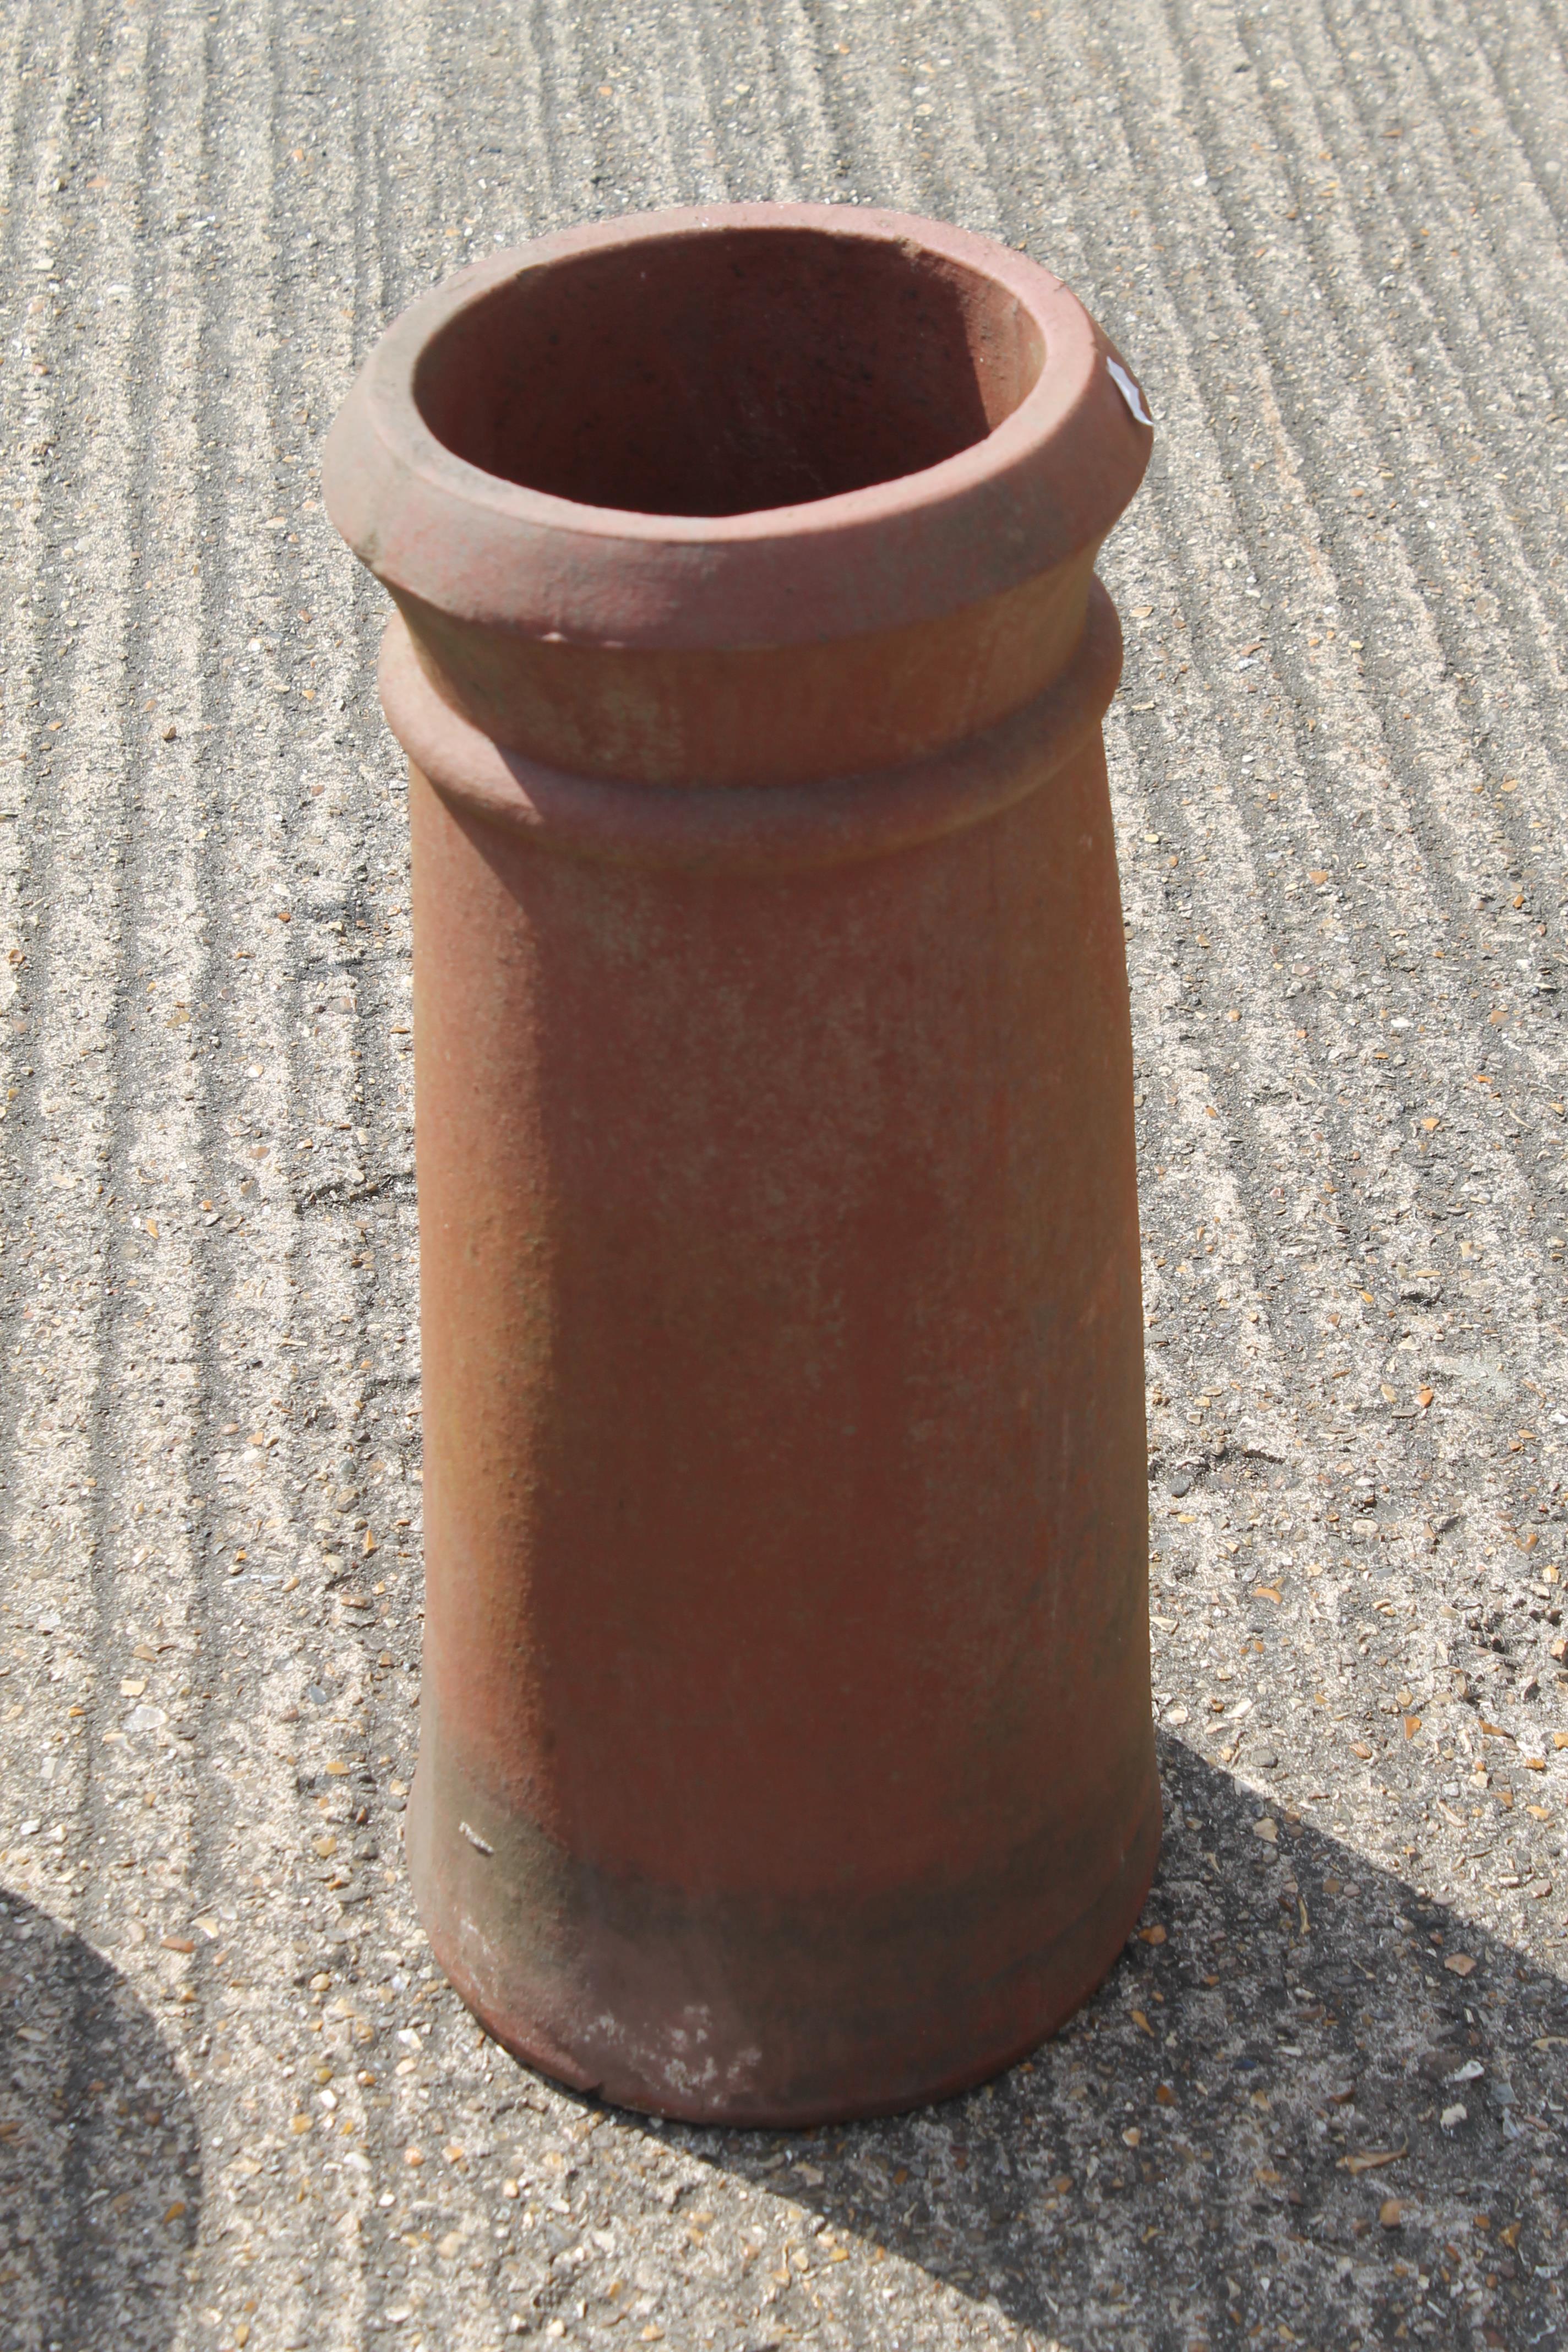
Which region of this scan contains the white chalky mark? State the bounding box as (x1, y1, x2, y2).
(458, 1819, 494, 1854)
(1107, 355, 1154, 427)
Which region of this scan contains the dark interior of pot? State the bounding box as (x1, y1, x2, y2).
(412, 227, 1046, 518)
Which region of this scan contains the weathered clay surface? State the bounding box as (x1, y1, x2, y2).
(327, 205, 1157, 2126)
(0, 0, 1564, 2346)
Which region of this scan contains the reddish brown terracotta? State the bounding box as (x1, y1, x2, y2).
(325, 203, 1157, 2126)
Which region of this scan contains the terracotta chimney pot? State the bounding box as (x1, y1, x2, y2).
(326, 203, 1157, 2125)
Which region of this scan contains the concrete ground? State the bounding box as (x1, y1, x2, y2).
(1, 0, 1566, 2345)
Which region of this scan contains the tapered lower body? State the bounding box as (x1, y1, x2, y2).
(397, 614, 1157, 2124)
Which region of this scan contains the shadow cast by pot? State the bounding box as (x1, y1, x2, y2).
(668, 1735, 1566, 2350)
(0, 1888, 202, 2352)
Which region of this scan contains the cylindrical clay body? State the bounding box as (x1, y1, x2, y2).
(326, 204, 1158, 2125)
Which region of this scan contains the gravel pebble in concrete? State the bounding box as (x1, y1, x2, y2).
(1, 0, 1565, 2348)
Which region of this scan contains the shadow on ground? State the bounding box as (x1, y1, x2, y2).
(666, 1735, 1566, 2351)
(0, 1889, 202, 2352)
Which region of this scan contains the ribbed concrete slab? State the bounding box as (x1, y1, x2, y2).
(1, 2, 1564, 2347)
